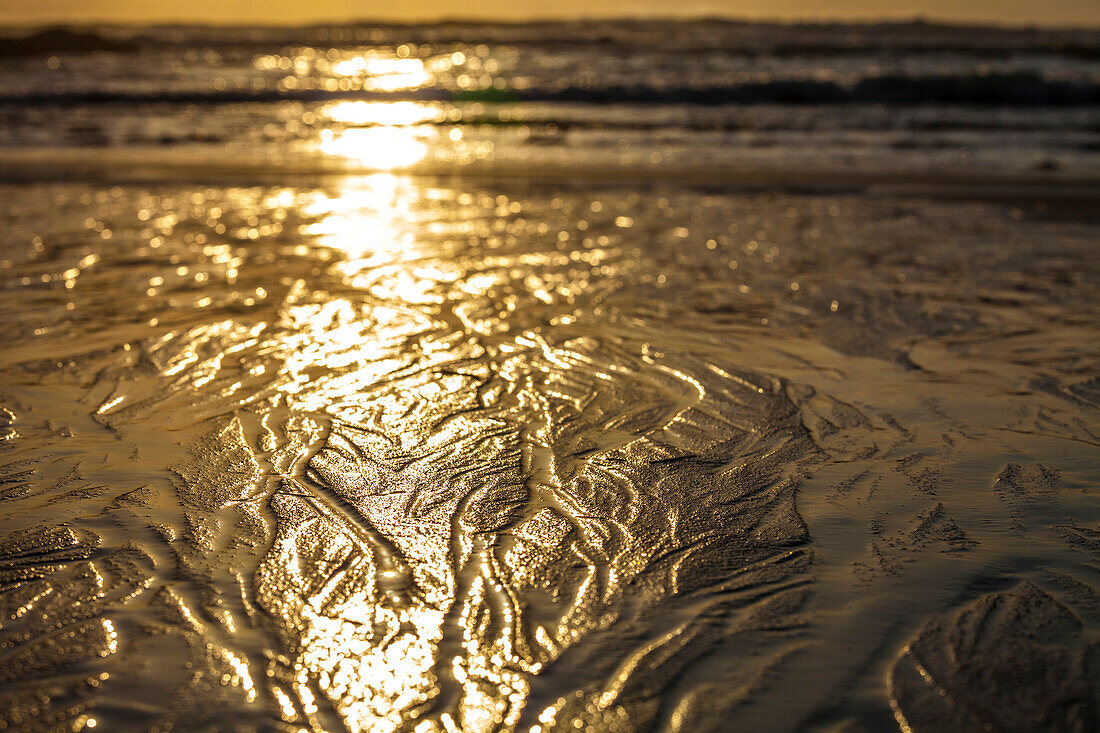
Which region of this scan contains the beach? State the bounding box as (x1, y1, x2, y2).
(0, 20, 1098, 732)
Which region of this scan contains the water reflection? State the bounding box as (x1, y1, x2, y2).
(324, 100, 442, 127)
(300, 173, 416, 260)
(311, 96, 508, 171)
(240, 171, 777, 733)
(248, 172, 529, 731)
(319, 126, 430, 169)
(332, 54, 431, 91)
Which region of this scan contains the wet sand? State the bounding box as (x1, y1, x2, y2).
(1, 169, 1098, 732)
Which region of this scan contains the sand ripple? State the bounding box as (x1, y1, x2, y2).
(0, 176, 1097, 731)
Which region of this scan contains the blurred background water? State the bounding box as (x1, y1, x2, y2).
(2, 20, 1099, 176)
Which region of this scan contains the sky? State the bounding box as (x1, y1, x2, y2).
(0, 0, 1097, 27)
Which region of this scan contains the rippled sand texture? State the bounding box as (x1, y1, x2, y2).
(1, 177, 1098, 732)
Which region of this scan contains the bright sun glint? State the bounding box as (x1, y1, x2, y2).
(323, 101, 439, 127)
(332, 56, 430, 91)
(319, 127, 429, 170)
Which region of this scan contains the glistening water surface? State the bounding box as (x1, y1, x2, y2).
(1, 18, 1099, 733)
(3, 175, 1098, 732)
(4, 20, 1100, 177)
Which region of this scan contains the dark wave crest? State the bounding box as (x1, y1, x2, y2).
(3, 20, 1097, 60)
(2, 72, 1098, 108)
(0, 27, 139, 57)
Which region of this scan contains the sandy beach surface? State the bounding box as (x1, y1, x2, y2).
(1, 20, 1098, 732)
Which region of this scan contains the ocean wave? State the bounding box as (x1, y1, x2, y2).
(2, 73, 1098, 108)
(3, 21, 1096, 60)
(0, 27, 139, 57)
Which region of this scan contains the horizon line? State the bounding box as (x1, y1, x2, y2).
(1, 13, 1099, 32)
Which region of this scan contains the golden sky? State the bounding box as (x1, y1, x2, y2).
(0, 0, 1097, 26)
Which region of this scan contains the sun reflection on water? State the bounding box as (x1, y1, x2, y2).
(300, 173, 416, 258)
(239, 169, 554, 731)
(319, 126, 431, 170)
(118, 168, 640, 732)
(324, 100, 442, 127)
(332, 55, 431, 91)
